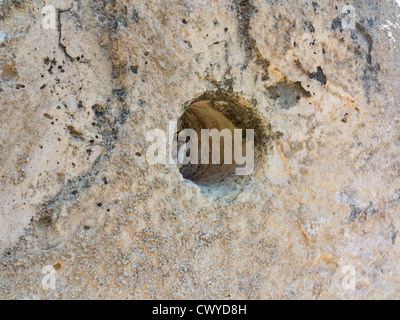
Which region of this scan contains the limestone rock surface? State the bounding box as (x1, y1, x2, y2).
(1, 0, 400, 299)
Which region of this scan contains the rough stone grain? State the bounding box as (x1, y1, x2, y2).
(1, 0, 400, 299)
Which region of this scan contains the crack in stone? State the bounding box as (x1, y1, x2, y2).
(233, 0, 270, 78)
(355, 22, 373, 66)
(57, 6, 75, 62)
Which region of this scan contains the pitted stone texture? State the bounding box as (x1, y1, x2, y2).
(1, 0, 400, 299)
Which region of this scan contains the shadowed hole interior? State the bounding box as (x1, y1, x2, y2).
(176, 91, 269, 190)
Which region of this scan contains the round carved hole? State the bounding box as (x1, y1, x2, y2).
(174, 91, 269, 191)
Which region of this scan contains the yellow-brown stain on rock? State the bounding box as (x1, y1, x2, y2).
(0, 64, 18, 81)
